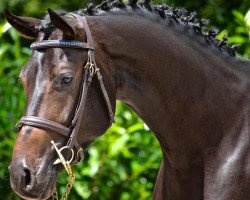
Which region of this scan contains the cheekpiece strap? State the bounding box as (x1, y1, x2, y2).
(30, 40, 94, 50)
(71, 14, 115, 124)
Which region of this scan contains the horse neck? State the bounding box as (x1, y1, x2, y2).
(89, 14, 250, 151)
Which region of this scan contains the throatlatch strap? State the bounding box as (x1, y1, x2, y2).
(96, 70, 115, 123)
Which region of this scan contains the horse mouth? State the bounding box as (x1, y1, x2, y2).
(40, 172, 57, 200)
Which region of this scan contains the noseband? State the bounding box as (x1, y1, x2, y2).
(17, 14, 115, 164)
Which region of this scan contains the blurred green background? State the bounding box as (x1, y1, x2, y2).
(0, 0, 250, 199)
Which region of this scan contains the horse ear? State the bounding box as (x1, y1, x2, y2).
(47, 8, 76, 38)
(4, 9, 41, 39)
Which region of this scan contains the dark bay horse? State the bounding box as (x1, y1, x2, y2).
(5, 1, 250, 199)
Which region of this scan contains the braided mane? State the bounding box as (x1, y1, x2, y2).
(39, 0, 240, 57)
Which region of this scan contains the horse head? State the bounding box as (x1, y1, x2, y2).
(5, 9, 116, 199)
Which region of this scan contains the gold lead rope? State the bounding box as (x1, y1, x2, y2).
(51, 162, 75, 200)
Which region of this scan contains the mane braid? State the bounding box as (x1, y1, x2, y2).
(38, 0, 239, 57)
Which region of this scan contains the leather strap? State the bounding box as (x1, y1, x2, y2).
(18, 116, 70, 137)
(31, 40, 94, 50)
(67, 68, 93, 149)
(96, 70, 115, 123)
(72, 14, 115, 124)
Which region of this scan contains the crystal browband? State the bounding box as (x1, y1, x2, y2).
(30, 40, 94, 50)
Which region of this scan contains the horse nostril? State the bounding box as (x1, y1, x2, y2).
(24, 168, 31, 187)
(9, 162, 36, 193)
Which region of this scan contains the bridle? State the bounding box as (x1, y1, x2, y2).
(16, 14, 115, 164)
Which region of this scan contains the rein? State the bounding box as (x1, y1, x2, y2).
(16, 14, 115, 199)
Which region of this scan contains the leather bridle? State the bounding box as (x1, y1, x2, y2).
(17, 14, 115, 164)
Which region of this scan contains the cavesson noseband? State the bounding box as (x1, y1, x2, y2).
(17, 14, 115, 164)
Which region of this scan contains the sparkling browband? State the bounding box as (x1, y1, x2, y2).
(30, 40, 94, 50)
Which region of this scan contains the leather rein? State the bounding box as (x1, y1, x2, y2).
(17, 14, 115, 164)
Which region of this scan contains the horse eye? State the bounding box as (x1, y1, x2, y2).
(61, 76, 73, 85)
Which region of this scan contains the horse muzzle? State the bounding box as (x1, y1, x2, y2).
(9, 158, 57, 200)
(8, 127, 58, 200)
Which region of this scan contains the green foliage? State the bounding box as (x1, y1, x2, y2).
(217, 9, 250, 57)
(0, 1, 249, 200)
(0, 22, 28, 200)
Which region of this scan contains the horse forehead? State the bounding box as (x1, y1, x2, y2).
(20, 50, 61, 82)
(43, 49, 66, 64)
(37, 49, 67, 67)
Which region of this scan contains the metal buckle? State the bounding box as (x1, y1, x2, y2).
(15, 121, 23, 129)
(84, 61, 95, 75)
(76, 147, 84, 162)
